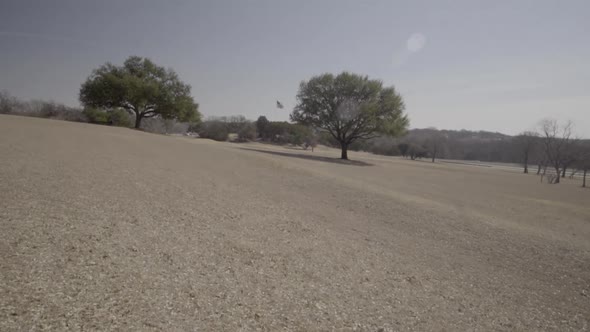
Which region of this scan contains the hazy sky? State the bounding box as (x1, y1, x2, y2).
(1, 0, 589, 136)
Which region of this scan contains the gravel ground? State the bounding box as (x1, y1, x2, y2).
(1, 115, 589, 331)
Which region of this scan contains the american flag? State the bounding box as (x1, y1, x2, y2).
(276, 100, 284, 109)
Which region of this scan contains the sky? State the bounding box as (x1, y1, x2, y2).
(1, 0, 589, 136)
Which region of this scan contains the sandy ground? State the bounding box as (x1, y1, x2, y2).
(1, 115, 589, 331)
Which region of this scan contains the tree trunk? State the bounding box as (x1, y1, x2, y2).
(554, 167, 560, 183)
(431, 151, 436, 163)
(583, 169, 587, 188)
(340, 143, 348, 160)
(523, 153, 528, 173)
(134, 113, 143, 129)
(561, 166, 567, 178)
(536, 164, 542, 175)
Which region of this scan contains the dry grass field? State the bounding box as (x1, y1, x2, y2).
(1, 115, 589, 331)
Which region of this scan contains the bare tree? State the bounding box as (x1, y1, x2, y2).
(559, 140, 581, 178)
(425, 131, 447, 163)
(583, 161, 589, 188)
(539, 119, 577, 184)
(535, 155, 547, 175)
(574, 146, 590, 187)
(514, 131, 539, 173)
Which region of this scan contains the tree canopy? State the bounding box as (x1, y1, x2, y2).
(290, 72, 408, 159)
(80, 56, 200, 129)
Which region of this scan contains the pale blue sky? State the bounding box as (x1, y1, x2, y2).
(1, 0, 589, 136)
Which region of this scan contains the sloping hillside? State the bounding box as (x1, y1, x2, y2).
(1, 115, 588, 331)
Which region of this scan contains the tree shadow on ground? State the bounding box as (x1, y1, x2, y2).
(239, 148, 373, 166)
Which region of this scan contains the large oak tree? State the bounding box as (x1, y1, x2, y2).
(80, 56, 200, 129)
(290, 72, 408, 159)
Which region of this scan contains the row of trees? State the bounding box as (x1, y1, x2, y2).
(8, 58, 411, 161)
(255, 116, 318, 148)
(393, 121, 589, 186)
(190, 111, 588, 188)
(197, 116, 256, 142)
(195, 115, 319, 150)
(516, 120, 589, 185)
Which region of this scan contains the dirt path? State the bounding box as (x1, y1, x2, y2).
(1, 115, 589, 331)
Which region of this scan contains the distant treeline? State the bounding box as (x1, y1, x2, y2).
(348, 128, 519, 162)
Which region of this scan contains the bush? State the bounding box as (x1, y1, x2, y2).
(199, 120, 229, 141)
(318, 131, 339, 147)
(398, 143, 410, 157)
(83, 108, 109, 124)
(1, 91, 85, 122)
(187, 121, 201, 133)
(237, 122, 257, 141)
(109, 109, 132, 127)
(27, 101, 85, 122)
(0, 90, 20, 114)
(38, 102, 63, 118)
(288, 125, 312, 146)
(83, 108, 133, 127)
(407, 143, 427, 160)
(218, 115, 248, 133)
(140, 118, 164, 133)
(257, 120, 315, 146)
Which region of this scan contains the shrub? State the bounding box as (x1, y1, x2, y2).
(199, 120, 229, 141)
(109, 109, 132, 127)
(407, 143, 427, 160)
(83, 108, 109, 124)
(398, 143, 410, 157)
(237, 122, 257, 141)
(59, 109, 87, 122)
(83, 108, 133, 127)
(218, 115, 248, 133)
(257, 121, 314, 146)
(0, 90, 20, 114)
(187, 121, 201, 133)
(288, 124, 312, 146)
(366, 137, 400, 156)
(38, 102, 63, 118)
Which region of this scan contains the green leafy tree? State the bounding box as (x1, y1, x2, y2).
(80, 56, 200, 129)
(291, 72, 408, 159)
(256, 116, 270, 139)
